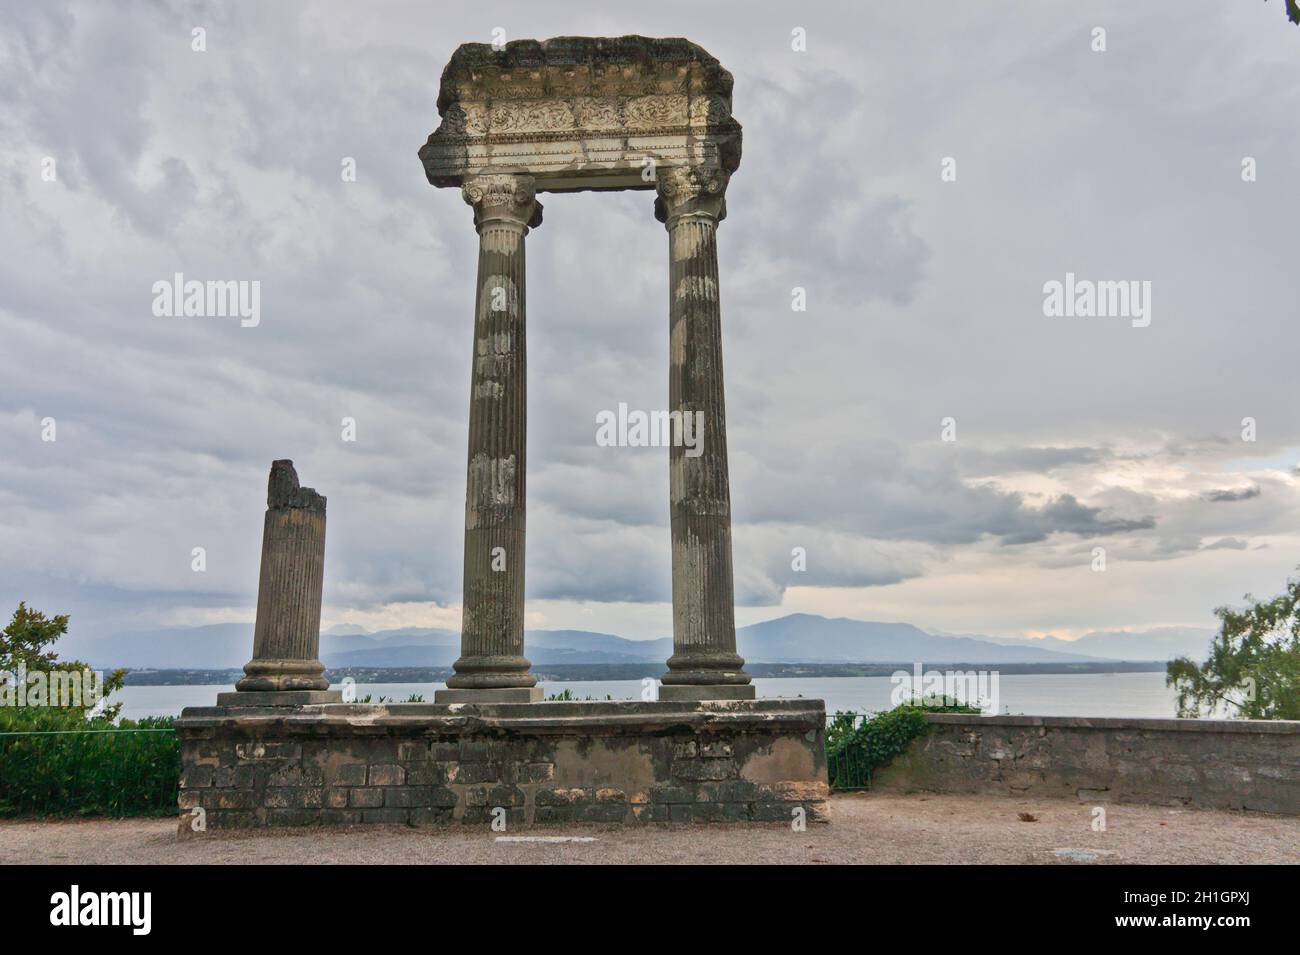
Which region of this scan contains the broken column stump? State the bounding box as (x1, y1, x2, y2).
(219, 460, 340, 706)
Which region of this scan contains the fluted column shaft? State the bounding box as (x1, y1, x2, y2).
(655, 168, 753, 697)
(445, 174, 542, 694)
(237, 460, 329, 692)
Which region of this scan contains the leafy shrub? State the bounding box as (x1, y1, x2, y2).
(826, 696, 982, 790)
(0, 706, 180, 818)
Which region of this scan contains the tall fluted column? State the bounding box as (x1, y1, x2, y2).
(436, 173, 544, 704)
(655, 167, 754, 700)
(225, 459, 340, 705)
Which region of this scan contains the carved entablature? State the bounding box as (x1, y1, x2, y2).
(419, 36, 742, 193)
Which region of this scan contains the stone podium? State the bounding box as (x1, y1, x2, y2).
(177, 37, 826, 830)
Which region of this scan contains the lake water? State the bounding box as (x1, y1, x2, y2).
(115, 671, 1183, 721)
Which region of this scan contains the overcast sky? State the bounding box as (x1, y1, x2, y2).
(3, 0, 1299, 646)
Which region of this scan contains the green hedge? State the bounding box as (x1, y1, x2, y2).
(826, 697, 982, 790)
(0, 707, 180, 818)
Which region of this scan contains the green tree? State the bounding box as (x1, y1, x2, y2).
(1267, 0, 1300, 25)
(1166, 574, 1300, 719)
(1, 602, 125, 719)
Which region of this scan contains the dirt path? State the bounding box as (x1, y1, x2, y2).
(2, 793, 1296, 864)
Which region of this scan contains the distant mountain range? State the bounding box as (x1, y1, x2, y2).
(980, 627, 1217, 661)
(57, 613, 1216, 670)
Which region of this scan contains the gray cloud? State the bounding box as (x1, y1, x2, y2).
(3, 1, 1300, 642)
(1202, 486, 1262, 502)
(1203, 537, 1250, 551)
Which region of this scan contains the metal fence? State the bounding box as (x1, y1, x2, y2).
(825, 711, 873, 791)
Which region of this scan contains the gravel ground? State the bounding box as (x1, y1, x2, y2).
(2, 793, 1296, 864)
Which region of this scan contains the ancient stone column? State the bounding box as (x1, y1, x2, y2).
(436, 173, 544, 704)
(224, 460, 339, 705)
(654, 167, 754, 700)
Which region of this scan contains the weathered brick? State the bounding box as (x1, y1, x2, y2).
(405, 764, 448, 785)
(459, 740, 494, 761)
(409, 807, 455, 826)
(268, 765, 322, 787)
(349, 787, 384, 808)
(488, 784, 526, 808)
(429, 786, 460, 808)
(360, 809, 410, 825)
(536, 787, 591, 806)
(267, 808, 319, 827)
(533, 806, 575, 824)
(334, 763, 367, 786)
(453, 762, 497, 784)
(385, 786, 437, 808)
(761, 781, 829, 802)
(520, 762, 555, 783)
(180, 766, 213, 788)
(368, 764, 404, 786)
(214, 790, 257, 810)
(320, 809, 360, 825)
(631, 804, 670, 823)
(397, 741, 430, 762)
(649, 785, 694, 804)
(574, 804, 629, 823)
(213, 766, 257, 789)
(235, 741, 300, 761)
(750, 801, 796, 822)
(208, 809, 258, 829)
(697, 780, 760, 803)
(431, 742, 461, 761)
(264, 788, 295, 809)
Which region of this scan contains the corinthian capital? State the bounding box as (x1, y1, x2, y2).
(654, 166, 729, 226)
(462, 173, 543, 230)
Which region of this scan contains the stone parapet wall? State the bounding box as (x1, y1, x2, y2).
(174, 700, 827, 830)
(872, 714, 1300, 814)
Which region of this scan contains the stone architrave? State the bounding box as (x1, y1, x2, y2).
(222, 460, 340, 706)
(419, 36, 742, 192)
(420, 36, 752, 701)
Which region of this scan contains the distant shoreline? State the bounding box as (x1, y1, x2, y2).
(118, 660, 1169, 686)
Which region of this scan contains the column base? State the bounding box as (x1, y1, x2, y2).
(659, 684, 756, 702)
(216, 689, 343, 707)
(434, 686, 544, 704)
(236, 658, 329, 692)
